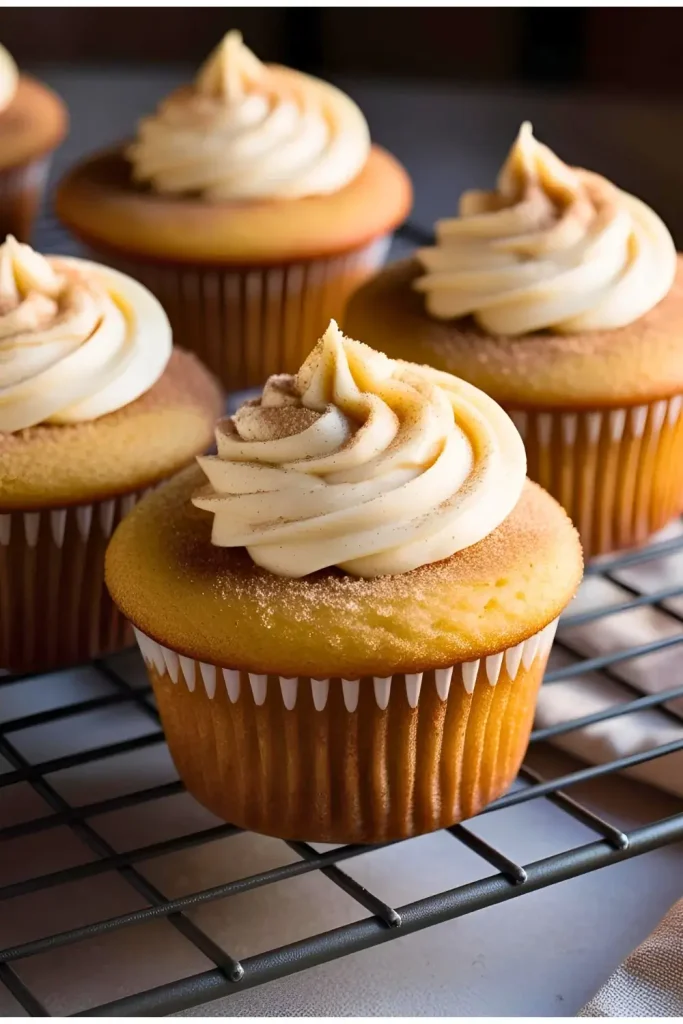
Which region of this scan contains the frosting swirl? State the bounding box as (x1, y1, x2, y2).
(128, 31, 371, 202)
(193, 320, 526, 578)
(415, 122, 677, 335)
(0, 43, 18, 115)
(0, 236, 172, 433)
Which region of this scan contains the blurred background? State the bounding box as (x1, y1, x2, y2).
(2, 8, 683, 94)
(3, 8, 683, 246)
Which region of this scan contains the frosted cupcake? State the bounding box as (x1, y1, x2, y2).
(56, 32, 412, 392)
(0, 43, 67, 242)
(106, 321, 582, 843)
(0, 236, 222, 673)
(345, 123, 683, 558)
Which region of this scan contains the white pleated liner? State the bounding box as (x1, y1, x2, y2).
(509, 396, 683, 448)
(0, 488, 155, 550)
(509, 395, 683, 554)
(106, 236, 392, 391)
(134, 616, 559, 712)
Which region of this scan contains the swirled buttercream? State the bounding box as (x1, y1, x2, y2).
(0, 236, 172, 433)
(415, 122, 677, 335)
(193, 320, 526, 578)
(0, 44, 17, 114)
(127, 31, 370, 201)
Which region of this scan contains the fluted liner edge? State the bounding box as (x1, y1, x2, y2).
(135, 618, 558, 843)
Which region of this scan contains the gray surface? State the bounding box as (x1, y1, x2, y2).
(5, 68, 682, 1016)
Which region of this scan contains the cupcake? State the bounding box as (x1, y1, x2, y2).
(55, 31, 412, 393)
(105, 321, 582, 843)
(345, 123, 683, 559)
(0, 43, 67, 243)
(0, 235, 222, 674)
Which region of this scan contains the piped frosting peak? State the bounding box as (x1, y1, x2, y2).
(0, 236, 171, 432)
(193, 320, 526, 578)
(415, 122, 677, 335)
(195, 30, 267, 103)
(128, 31, 370, 202)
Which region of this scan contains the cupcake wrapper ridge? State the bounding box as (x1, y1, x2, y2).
(134, 617, 558, 843)
(134, 618, 558, 709)
(510, 395, 683, 558)
(0, 487, 152, 674)
(91, 236, 391, 391)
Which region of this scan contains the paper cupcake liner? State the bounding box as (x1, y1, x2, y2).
(93, 236, 391, 392)
(510, 396, 683, 559)
(0, 486, 153, 674)
(134, 617, 558, 843)
(0, 156, 51, 243)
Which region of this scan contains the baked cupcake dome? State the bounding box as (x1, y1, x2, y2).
(56, 32, 412, 392)
(345, 258, 683, 410)
(1, 348, 222, 511)
(0, 46, 67, 241)
(106, 323, 582, 842)
(0, 239, 222, 673)
(107, 468, 580, 679)
(345, 126, 683, 558)
(56, 145, 410, 268)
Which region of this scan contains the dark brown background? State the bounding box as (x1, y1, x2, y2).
(2, 8, 683, 95)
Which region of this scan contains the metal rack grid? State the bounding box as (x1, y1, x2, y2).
(2, 507, 683, 1018)
(2, 208, 683, 1014)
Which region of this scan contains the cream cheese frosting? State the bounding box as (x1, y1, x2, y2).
(415, 122, 677, 335)
(127, 30, 371, 201)
(193, 320, 526, 578)
(0, 236, 172, 433)
(0, 44, 18, 115)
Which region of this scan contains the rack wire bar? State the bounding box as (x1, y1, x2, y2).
(0, 731, 245, 985)
(0, 780, 185, 842)
(285, 840, 403, 927)
(76, 815, 683, 1018)
(603, 572, 683, 625)
(490, 739, 683, 812)
(447, 825, 528, 884)
(560, 583, 683, 628)
(516, 766, 629, 849)
(0, 963, 50, 1017)
(0, 687, 154, 735)
(584, 533, 683, 574)
(1, 215, 683, 1016)
(0, 823, 242, 902)
(0, 842, 398, 966)
(543, 635, 683, 683)
(530, 684, 683, 743)
(550, 633, 683, 735)
(0, 732, 165, 790)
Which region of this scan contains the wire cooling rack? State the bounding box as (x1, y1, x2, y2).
(2, 509, 683, 1017)
(0, 194, 682, 1014)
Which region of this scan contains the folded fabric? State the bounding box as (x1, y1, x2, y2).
(535, 523, 683, 799)
(579, 897, 683, 1016)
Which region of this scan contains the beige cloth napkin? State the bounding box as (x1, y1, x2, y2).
(579, 898, 683, 1016)
(535, 522, 683, 799)
(536, 525, 683, 1016)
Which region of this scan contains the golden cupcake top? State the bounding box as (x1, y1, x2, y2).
(0, 236, 171, 433)
(193, 320, 526, 579)
(106, 469, 581, 677)
(0, 43, 18, 114)
(0, 348, 223, 511)
(127, 30, 371, 202)
(415, 122, 677, 335)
